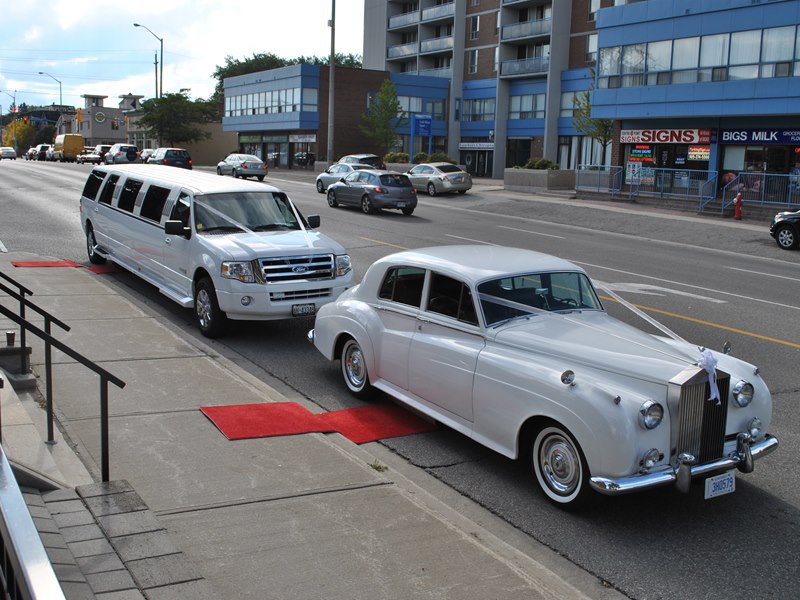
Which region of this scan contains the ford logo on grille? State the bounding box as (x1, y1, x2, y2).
(292, 266, 309, 273)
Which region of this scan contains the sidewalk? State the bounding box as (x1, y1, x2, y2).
(0, 252, 622, 600)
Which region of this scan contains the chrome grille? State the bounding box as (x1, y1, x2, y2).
(260, 254, 335, 283)
(668, 367, 730, 464)
(269, 288, 332, 301)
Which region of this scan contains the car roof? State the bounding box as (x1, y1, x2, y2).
(91, 164, 281, 195)
(370, 245, 586, 284)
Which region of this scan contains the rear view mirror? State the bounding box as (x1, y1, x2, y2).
(165, 220, 190, 237)
(306, 215, 321, 229)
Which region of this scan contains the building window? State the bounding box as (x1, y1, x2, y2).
(509, 94, 546, 119)
(462, 98, 495, 121)
(468, 49, 478, 73)
(302, 88, 318, 112)
(495, 11, 500, 36)
(425, 99, 446, 120)
(470, 0, 480, 6)
(399, 95, 423, 115)
(586, 33, 598, 63)
(470, 16, 480, 40)
(589, 0, 601, 21)
(560, 91, 576, 117)
(493, 47, 499, 72)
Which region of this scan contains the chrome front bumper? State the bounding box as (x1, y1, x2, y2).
(589, 434, 778, 496)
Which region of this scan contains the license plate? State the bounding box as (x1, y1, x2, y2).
(704, 471, 736, 499)
(397, 202, 406, 208)
(292, 303, 316, 317)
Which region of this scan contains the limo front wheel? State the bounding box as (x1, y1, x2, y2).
(86, 227, 106, 265)
(195, 278, 227, 338)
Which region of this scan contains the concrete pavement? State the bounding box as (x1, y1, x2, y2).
(0, 251, 622, 599)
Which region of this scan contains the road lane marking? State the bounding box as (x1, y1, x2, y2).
(579, 261, 800, 312)
(360, 237, 408, 250)
(497, 225, 565, 239)
(445, 234, 498, 245)
(600, 296, 800, 349)
(725, 266, 800, 283)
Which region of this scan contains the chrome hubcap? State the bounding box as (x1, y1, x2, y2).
(344, 344, 365, 389)
(196, 289, 212, 328)
(540, 434, 580, 495)
(778, 229, 794, 247)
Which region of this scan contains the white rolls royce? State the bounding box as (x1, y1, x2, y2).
(307, 245, 777, 508)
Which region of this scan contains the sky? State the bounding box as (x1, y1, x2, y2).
(0, 0, 365, 111)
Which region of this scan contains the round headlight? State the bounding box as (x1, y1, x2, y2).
(641, 448, 662, 471)
(748, 417, 763, 438)
(732, 380, 754, 408)
(638, 400, 664, 430)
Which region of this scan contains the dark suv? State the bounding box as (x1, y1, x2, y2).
(770, 208, 800, 249)
(149, 147, 192, 169)
(104, 144, 139, 164)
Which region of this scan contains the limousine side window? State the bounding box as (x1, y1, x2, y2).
(117, 179, 143, 213)
(139, 185, 171, 223)
(98, 174, 120, 205)
(82, 171, 105, 200)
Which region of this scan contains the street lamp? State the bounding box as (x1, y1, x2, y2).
(38, 72, 62, 106)
(133, 23, 163, 98)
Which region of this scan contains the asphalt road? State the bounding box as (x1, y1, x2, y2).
(1, 159, 799, 600)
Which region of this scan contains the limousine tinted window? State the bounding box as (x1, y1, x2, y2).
(140, 185, 171, 222)
(170, 193, 191, 230)
(98, 174, 120, 205)
(82, 171, 105, 200)
(118, 179, 143, 213)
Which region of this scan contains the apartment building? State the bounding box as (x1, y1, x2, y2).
(364, 0, 609, 178)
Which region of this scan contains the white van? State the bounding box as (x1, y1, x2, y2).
(79, 164, 354, 337)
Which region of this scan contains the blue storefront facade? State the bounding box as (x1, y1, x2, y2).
(591, 0, 800, 186)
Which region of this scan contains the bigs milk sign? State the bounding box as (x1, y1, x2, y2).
(620, 129, 711, 144)
(721, 129, 800, 144)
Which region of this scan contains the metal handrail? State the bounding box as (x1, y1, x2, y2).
(0, 301, 125, 483)
(0, 278, 71, 445)
(0, 440, 66, 599)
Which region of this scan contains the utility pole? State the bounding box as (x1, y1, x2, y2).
(326, 0, 335, 166)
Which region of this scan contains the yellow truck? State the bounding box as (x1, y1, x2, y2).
(53, 134, 85, 163)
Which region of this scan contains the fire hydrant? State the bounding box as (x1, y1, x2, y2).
(733, 193, 743, 220)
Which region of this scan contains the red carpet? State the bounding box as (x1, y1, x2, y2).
(12, 260, 81, 268)
(85, 264, 122, 274)
(201, 402, 436, 444)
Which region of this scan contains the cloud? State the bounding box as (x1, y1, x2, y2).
(23, 26, 43, 43)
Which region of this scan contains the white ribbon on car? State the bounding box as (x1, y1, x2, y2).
(698, 348, 721, 405)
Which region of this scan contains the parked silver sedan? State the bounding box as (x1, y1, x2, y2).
(315, 163, 375, 193)
(406, 162, 472, 196)
(216, 153, 268, 181)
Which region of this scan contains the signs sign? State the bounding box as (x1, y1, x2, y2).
(620, 129, 712, 144)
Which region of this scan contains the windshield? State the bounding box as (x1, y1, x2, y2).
(193, 192, 302, 233)
(478, 271, 603, 326)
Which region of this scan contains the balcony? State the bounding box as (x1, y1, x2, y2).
(421, 2, 455, 23)
(500, 56, 550, 77)
(501, 18, 551, 42)
(388, 42, 420, 59)
(502, 0, 548, 6)
(418, 66, 453, 79)
(388, 11, 420, 30)
(420, 35, 454, 55)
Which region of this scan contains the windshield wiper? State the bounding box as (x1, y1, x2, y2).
(251, 223, 296, 231)
(199, 225, 243, 233)
(490, 313, 536, 329)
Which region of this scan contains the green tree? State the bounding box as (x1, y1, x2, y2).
(2, 119, 36, 152)
(360, 79, 406, 156)
(138, 91, 218, 147)
(35, 124, 56, 146)
(571, 89, 614, 165)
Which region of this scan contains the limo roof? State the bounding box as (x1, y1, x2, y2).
(92, 164, 280, 195)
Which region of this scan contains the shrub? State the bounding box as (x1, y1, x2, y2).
(385, 152, 410, 163)
(429, 151, 456, 164)
(523, 157, 560, 170)
(412, 152, 429, 164)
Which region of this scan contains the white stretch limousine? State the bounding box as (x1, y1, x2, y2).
(80, 164, 354, 337)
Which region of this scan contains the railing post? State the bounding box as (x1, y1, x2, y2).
(100, 376, 110, 482)
(18, 291, 27, 375)
(45, 317, 55, 444)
